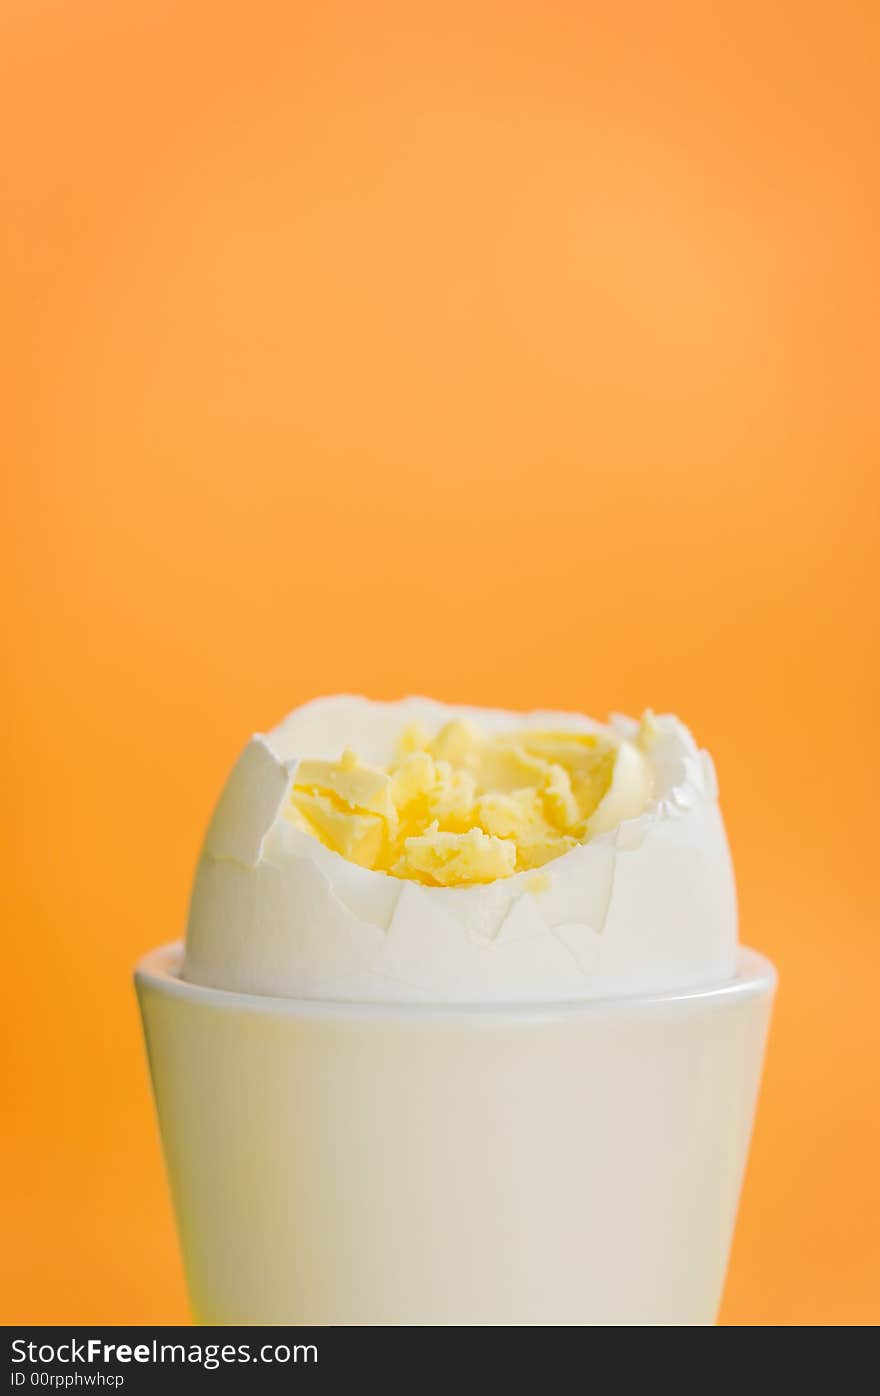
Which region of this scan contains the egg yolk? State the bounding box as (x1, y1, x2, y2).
(284, 715, 657, 887)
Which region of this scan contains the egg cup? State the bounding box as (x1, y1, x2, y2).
(136, 941, 775, 1326)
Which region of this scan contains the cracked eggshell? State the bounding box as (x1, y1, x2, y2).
(182, 695, 738, 1004)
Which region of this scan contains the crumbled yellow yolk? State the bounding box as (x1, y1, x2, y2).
(286, 715, 656, 887)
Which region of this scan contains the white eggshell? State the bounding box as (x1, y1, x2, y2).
(182, 696, 738, 1003)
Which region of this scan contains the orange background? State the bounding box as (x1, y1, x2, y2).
(2, 1, 878, 1326)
